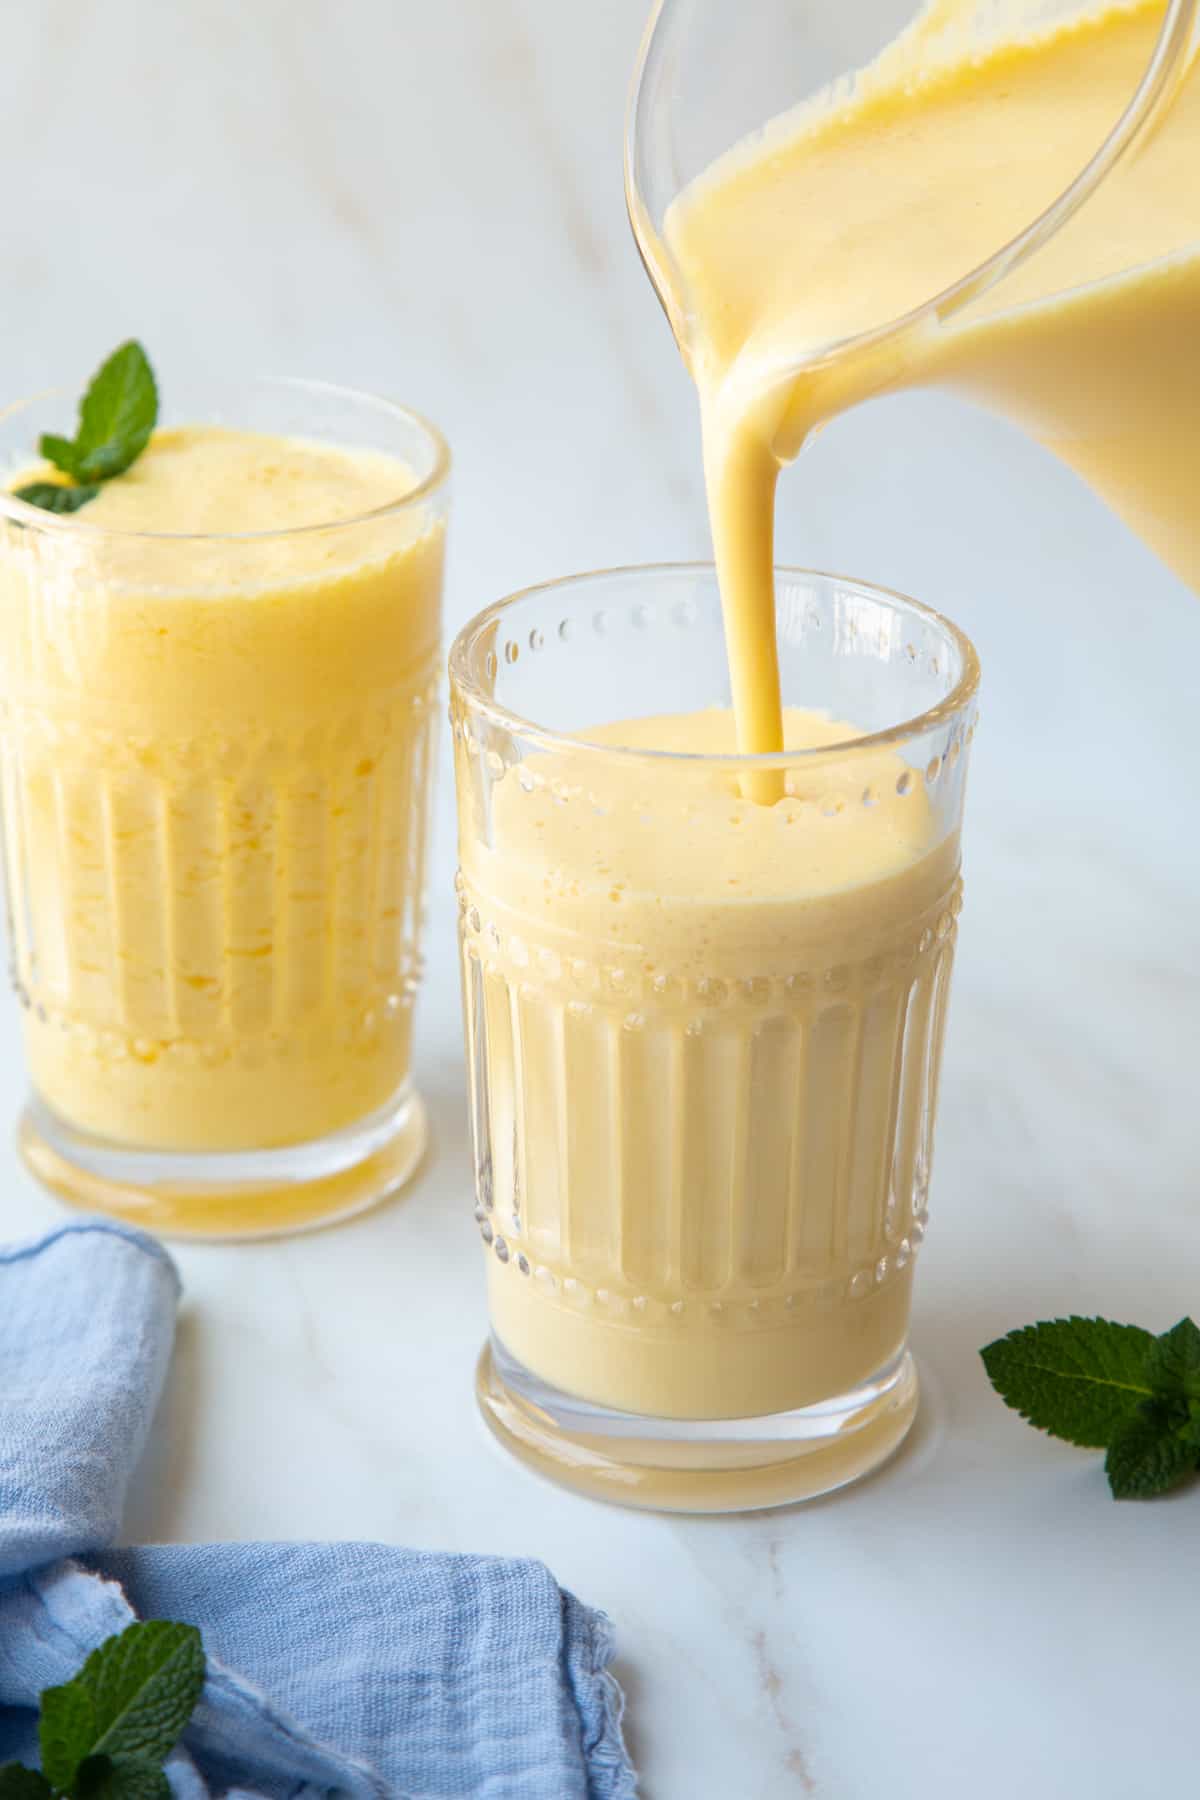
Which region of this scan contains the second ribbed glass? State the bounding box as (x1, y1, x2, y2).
(452, 565, 979, 1510)
(0, 377, 449, 1238)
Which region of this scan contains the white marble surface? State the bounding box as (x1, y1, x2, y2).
(3, 2, 1200, 1795)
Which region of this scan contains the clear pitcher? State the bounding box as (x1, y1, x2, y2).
(627, 0, 1200, 588)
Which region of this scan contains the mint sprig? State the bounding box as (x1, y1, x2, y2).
(12, 342, 157, 517)
(9, 482, 101, 516)
(981, 1314, 1200, 1499)
(0, 1771, 55, 1799)
(0, 1620, 205, 1800)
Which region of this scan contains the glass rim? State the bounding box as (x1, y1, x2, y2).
(0, 375, 451, 543)
(449, 561, 981, 768)
(626, 0, 1197, 372)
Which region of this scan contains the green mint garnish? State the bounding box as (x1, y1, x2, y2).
(40, 342, 158, 484)
(981, 1314, 1200, 1499)
(10, 482, 102, 515)
(0, 1769, 55, 1798)
(979, 1317, 1157, 1448)
(74, 1758, 172, 1800)
(0, 1621, 205, 1799)
(38, 1683, 98, 1793)
(13, 341, 158, 518)
(1143, 1314, 1200, 1396)
(1104, 1396, 1200, 1500)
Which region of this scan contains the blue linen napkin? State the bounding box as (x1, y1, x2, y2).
(0, 1222, 636, 1799)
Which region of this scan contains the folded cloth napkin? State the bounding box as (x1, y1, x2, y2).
(0, 1222, 636, 1799)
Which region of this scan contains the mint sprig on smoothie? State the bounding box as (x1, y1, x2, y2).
(13, 341, 158, 515)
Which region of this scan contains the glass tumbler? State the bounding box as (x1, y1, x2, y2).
(451, 565, 979, 1511)
(0, 377, 449, 1238)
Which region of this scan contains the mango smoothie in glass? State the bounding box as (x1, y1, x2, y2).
(0, 376, 448, 1237)
(452, 566, 978, 1510)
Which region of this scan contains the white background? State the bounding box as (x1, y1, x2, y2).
(3, 2, 1200, 1795)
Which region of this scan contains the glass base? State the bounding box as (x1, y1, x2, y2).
(18, 1083, 428, 1242)
(476, 1335, 919, 1513)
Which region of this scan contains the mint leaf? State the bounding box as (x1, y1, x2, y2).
(4, 1621, 204, 1800)
(12, 482, 101, 515)
(75, 1621, 204, 1767)
(34, 341, 157, 493)
(0, 1768, 54, 1799)
(14, 340, 157, 516)
(69, 341, 157, 483)
(76, 1755, 172, 1800)
(37, 433, 84, 480)
(1145, 1317, 1200, 1400)
(1105, 1397, 1200, 1499)
(980, 1316, 1156, 1448)
(39, 1677, 97, 1789)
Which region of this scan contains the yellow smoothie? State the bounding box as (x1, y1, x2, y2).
(652, 0, 1200, 761)
(1, 426, 444, 1175)
(460, 704, 964, 1419)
